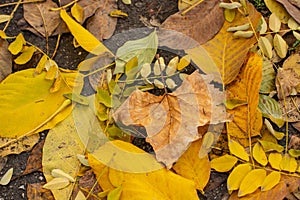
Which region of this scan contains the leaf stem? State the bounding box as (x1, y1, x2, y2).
(3, 0, 22, 32)
(180, 0, 204, 15)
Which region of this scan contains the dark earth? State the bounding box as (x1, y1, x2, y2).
(0, 0, 290, 200)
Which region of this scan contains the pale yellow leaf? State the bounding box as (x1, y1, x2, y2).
(238, 169, 267, 197)
(75, 190, 86, 200)
(273, 34, 288, 58)
(269, 13, 281, 32)
(211, 154, 238, 172)
(0, 15, 10, 24)
(259, 140, 284, 152)
(227, 163, 252, 192)
(140, 63, 151, 78)
(280, 154, 298, 172)
(268, 152, 282, 170)
(0, 168, 13, 185)
(288, 18, 300, 30)
(293, 31, 300, 40)
(14, 46, 35, 65)
(264, 0, 290, 23)
(259, 17, 268, 34)
(8, 33, 25, 55)
(42, 177, 70, 190)
(51, 169, 75, 182)
(166, 56, 178, 76)
(71, 3, 84, 23)
(253, 142, 268, 166)
(60, 9, 112, 55)
(199, 132, 214, 158)
(261, 171, 281, 191)
(229, 139, 249, 161)
(258, 36, 273, 59)
(165, 78, 176, 89)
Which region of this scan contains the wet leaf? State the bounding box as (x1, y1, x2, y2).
(273, 34, 288, 58)
(211, 154, 238, 172)
(114, 30, 158, 74)
(14, 46, 35, 65)
(8, 33, 25, 55)
(261, 171, 281, 191)
(113, 72, 227, 168)
(280, 154, 298, 172)
(0, 168, 13, 185)
(23, 0, 60, 37)
(162, 0, 224, 45)
(71, 3, 84, 23)
(60, 9, 112, 55)
(0, 39, 12, 82)
(227, 163, 252, 192)
(238, 169, 267, 197)
(268, 152, 282, 170)
(258, 36, 273, 59)
(43, 177, 70, 190)
(173, 139, 211, 192)
(253, 143, 268, 166)
(229, 139, 249, 161)
(264, 0, 291, 23)
(269, 13, 282, 32)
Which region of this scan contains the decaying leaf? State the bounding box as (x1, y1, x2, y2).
(202, 2, 261, 84)
(276, 68, 300, 99)
(161, 0, 224, 45)
(259, 95, 284, 127)
(0, 39, 12, 82)
(27, 183, 55, 200)
(23, 0, 60, 37)
(113, 72, 227, 168)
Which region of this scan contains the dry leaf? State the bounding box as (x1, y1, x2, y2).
(161, 0, 224, 45)
(260, 58, 276, 94)
(86, 0, 117, 41)
(276, 68, 300, 99)
(43, 177, 70, 190)
(23, 0, 60, 37)
(202, 2, 261, 84)
(23, 140, 44, 175)
(0, 39, 12, 82)
(226, 53, 263, 140)
(113, 72, 227, 168)
(273, 34, 288, 58)
(27, 183, 55, 200)
(264, 0, 291, 23)
(269, 13, 282, 32)
(258, 36, 273, 59)
(275, 0, 300, 24)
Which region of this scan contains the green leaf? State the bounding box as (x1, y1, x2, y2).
(260, 58, 276, 94)
(114, 30, 158, 74)
(97, 88, 112, 108)
(125, 56, 139, 81)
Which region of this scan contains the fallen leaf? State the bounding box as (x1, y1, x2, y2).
(43, 177, 70, 190)
(14, 46, 35, 65)
(269, 153, 282, 170)
(264, 0, 291, 23)
(0, 15, 10, 24)
(51, 169, 75, 182)
(113, 72, 227, 168)
(71, 3, 84, 23)
(229, 139, 249, 161)
(238, 169, 267, 197)
(227, 53, 263, 140)
(269, 13, 282, 32)
(227, 163, 252, 192)
(211, 154, 238, 172)
(276, 68, 300, 99)
(23, 140, 44, 175)
(8, 33, 25, 55)
(107, 185, 122, 200)
(283, 53, 300, 76)
(264, 119, 284, 139)
(252, 142, 268, 166)
(23, 0, 60, 37)
(74, 191, 86, 200)
(258, 36, 273, 59)
(76, 170, 102, 199)
(280, 154, 298, 172)
(259, 94, 284, 127)
(275, 0, 300, 24)
(178, 0, 198, 10)
(279, 96, 300, 122)
(0, 168, 13, 185)
(86, 0, 117, 41)
(273, 34, 288, 58)
(0, 39, 12, 82)
(0, 69, 81, 138)
(261, 171, 281, 191)
(173, 139, 211, 192)
(161, 0, 224, 45)
(27, 183, 55, 200)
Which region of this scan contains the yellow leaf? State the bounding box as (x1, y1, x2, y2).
(60, 9, 112, 55)
(45, 65, 58, 80)
(269, 13, 281, 32)
(0, 168, 13, 185)
(261, 171, 281, 191)
(42, 177, 70, 190)
(238, 169, 267, 197)
(273, 34, 288, 58)
(224, 99, 248, 110)
(35, 54, 48, 74)
(227, 163, 252, 192)
(264, 0, 290, 24)
(51, 169, 75, 182)
(0, 15, 10, 24)
(177, 55, 190, 70)
(50, 75, 62, 93)
(253, 143, 268, 166)
(268, 152, 282, 170)
(280, 154, 298, 172)
(173, 139, 211, 192)
(109, 10, 128, 18)
(107, 185, 122, 200)
(229, 139, 249, 161)
(71, 3, 84, 23)
(288, 149, 300, 158)
(14, 46, 35, 65)
(75, 191, 86, 200)
(198, 132, 214, 158)
(211, 154, 238, 172)
(0, 69, 81, 138)
(8, 33, 26, 55)
(224, 8, 236, 22)
(258, 140, 284, 152)
(258, 36, 273, 59)
(202, 3, 261, 84)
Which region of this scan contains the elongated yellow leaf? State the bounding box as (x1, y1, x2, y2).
(273, 34, 288, 58)
(0, 168, 13, 185)
(269, 13, 281, 32)
(227, 163, 252, 192)
(198, 132, 214, 158)
(253, 143, 268, 166)
(0, 15, 10, 24)
(264, 0, 290, 23)
(258, 140, 284, 152)
(14, 46, 35, 65)
(268, 152, 282, 170)
(238, 169, 267, 197)
(43, 177, 70, 190)
(211, 154, 238, 172)
(261, 171, 281, 191)
(280, 154, 297, 172)
(258, 36, 273, 59)
(229, 139, 249, 161)
(60, 9, 111, 55)
(8, 33, 25, 55)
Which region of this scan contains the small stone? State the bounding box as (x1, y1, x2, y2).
(38, 176, 44, 181)
(18, 185, 25, 190)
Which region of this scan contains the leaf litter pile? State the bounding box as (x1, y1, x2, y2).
(0, 0, 300, 199)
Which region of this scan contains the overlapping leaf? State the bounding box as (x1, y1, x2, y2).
(0, 39, 11, 82)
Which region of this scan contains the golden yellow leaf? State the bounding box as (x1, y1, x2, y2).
(259, 140, 284, 152)
(35, 54, 48, 74)
(173, 139, 211, 192)
(177, 55, 191, 70)
(71, 3, 84, 23)
(227, 52, 263, 140)
(45, 65, 58, 80)
(289, 149, 300, 158)
(211, 154, 238, 172)
(280, 154, 298, 172)
(60, 9, 112, 55)
(224, 8, 236, 22)
(253, 142, 268, 166)
(0, 69, 81, 138)
(227, 163, 252, 192)
(14, 46, 35, 65)
(238, 169, 267, 197)
(202, 3, 261, 84)
(229, 139, 249, 161)
(113, 71, 227, 168)
(261, 171, 281, 191)
(8, 33, 26, 55)
(0, 168, 13, 185)
(50, 75, 62, 93)
(268, 152, 282, 170)
(264, 0, 290, 23)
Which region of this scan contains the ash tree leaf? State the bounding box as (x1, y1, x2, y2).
(198, 132, 214, 157)
(0, 39, 12, 82)
(264, 0, 291, 23)
(289, 149, 300, 158)
(259, 95, 284, 127)
(252, 142, 268, 166)
(238, 169, 267, 197)
(14, 46, 35, 65)
(273, 34, 288, 58)
(258, 36, 273, 59)
(114, 30, 158, 74)
(264, 119, 284, 140)
(227, 164, 252, 192)
(113, 72, 227, 168)
(42, 177, 70, 190)
(261, 171, 281, 191)
(51, 169, 75, 182)
(269, 13, 282, 32)
(211, 154, 238, 172)
(0, 168, 13, 185)
(259, 140, 284, 152)
(8, 33, 26, 55)
(228, 139, 249, 161)
(280, 154, 297, 172)
(275, 0, 300, 24)
(71, 3, 84, 23)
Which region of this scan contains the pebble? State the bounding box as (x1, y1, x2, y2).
(18, 185, 25, 190)
(38, 176, 44, 181)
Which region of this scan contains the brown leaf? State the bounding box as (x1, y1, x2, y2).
(23, 0, 60, 37)
(0, 39, 12, 82)
(86, 0, 117, 41)
(161, 0, 224, 45)
(275, 0, 300, 24)
(27, 183, 55, 200)
(292, 122, 300, 132)
(113, 71, 227, 168)
(279, 96, 300, 122)
(276, 68, 300, 99)
(23, 140, 45, 175)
